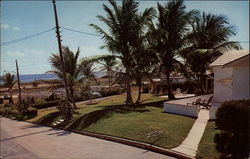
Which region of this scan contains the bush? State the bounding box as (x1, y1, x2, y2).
(142, 86, 150, 93)
(0, 106, 37, 120)
(99, 87, 124, 97)
(45, 93, 59, 102)
(215, 100, 250, 159)
(31, 100, 65, 109)
(32, 80, 39, 87)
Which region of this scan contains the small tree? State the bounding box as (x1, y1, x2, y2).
(2, 73, 16, 103)
(32, 80, 39, 88)
(215, 100, 250, 159)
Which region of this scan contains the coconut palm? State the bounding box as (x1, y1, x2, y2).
(49, 46, 81, 109)
(182, 12, 241, 94)
(90, 0, 155, 104)
(2, 73, 15, 103)
(79, 59, 96, 82)
(147, 0, 197, 100)
(98, 56, 117, 88)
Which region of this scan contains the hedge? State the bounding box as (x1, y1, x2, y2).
(215, 100, 250, 159)
(31, 100, 65, 109)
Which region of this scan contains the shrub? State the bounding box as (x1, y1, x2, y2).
(31, 100, 65, 109)
(32, 80, 39, 88)
(0, 106, 37, 120)
(99, 87, 124, 97)
(45, 93, 59, 102)
(215, 100, 250, 159)
(142, 86, 150, 93)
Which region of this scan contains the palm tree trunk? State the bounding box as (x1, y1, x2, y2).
(9, 89, 13, 104)
(69, 86, 77, 109)
(200, 75, 205, 95)
(108, 71, 111, 89)
(165, 68, 175, 100)
(135, 80, 142, 104)
(125, 67, 133, 105)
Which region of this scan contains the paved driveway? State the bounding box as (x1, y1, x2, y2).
(0, 117, 174, 159)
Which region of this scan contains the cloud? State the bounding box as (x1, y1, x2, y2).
(6, 51, 25, 57)
(12, 26, 20, 31)
(1, 23, 20, 31)
(29, 50, 45, 55)
(1, 23, 10, 29)
(79, 45, 107, 58)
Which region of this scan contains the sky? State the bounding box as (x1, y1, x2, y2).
(0, 0, 249, 75)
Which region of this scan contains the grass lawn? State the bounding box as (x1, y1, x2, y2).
(196, 121, 220, 159)
(28, 93, 195, 149)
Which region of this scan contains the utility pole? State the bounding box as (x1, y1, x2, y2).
(15, 60, 22, 103)
(52, 0, 70, 101)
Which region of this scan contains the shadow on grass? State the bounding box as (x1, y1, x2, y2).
(35, 112, 60, 125)
(68, 105, 149, 130)
(34, 99, 167, 131)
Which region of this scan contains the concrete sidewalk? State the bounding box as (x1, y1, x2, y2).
(171, 109, 209, 157)
(1, 117, 174, 159)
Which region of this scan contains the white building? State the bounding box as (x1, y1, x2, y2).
(210, 50, 249, 105)
(163, 50, 249, 119)
(208, 50, 249, 119)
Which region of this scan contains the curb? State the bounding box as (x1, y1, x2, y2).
(65, 128, 195, 159)
(2, 117, 194, 159)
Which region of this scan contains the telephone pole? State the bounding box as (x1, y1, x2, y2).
(52, 0, 70, 101)
(15, 60, 22, 103)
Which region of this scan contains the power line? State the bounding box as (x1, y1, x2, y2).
(62, 27, 102, 37)
(0, 28, 55, 46)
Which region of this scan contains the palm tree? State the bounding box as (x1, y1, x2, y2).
(2, 73, 15, 103)
(49, 46, 81, 109)
(147, 0, 197, 100)
(98, 56, 117, 88)
(183, 12, 241, 94)
(90, 0, 155, 105)
(79, 59, 96, 82)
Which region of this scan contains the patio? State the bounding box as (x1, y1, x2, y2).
(163, 94, 213, 118)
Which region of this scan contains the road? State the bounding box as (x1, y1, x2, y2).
(0, 117, 174, 159)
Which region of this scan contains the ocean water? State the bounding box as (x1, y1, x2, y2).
(19, 74, 58, 83)
(18, 71, 106, 83)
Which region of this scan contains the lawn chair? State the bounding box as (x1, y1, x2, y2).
(187, 98, 202, 106)
(199, 96, 213, 109)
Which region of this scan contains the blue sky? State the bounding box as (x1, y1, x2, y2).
(1, 0, 249, 75)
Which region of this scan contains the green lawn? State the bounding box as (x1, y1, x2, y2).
(29, 93, 194, 149)
(196, 122, 220, 159)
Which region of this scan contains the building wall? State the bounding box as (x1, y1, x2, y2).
(232, 59, 250, 100)
(213, 67, 233, 103)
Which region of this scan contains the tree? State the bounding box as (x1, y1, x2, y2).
(147, 0, 197, 100)
(183, 12, 241, 94)
(98, 56, 117, 88)
(2, 73, 15, 103)
(90, 0, 155, 105)
(49, 46, 81, 109)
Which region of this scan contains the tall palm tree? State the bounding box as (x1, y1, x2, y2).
(98, 56, 117, 88)
(2, 73, 16, 103)
(49, 46, 81, 109)
(148, 0, 197, 100)
(90, 0, 155, 104)
(183, 12, 241, 94)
